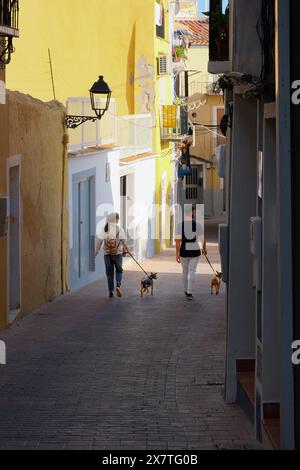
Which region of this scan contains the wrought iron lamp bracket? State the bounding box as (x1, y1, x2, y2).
(0, 37, 15, 68)
(65, 115, 98, 129)
(65, 109, 106, 129)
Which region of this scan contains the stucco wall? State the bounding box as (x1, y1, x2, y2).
(69, 151, 156, 290)
(187, 45, 210, 83)
(123, 158, 156, 260)
(188, 94, 225, 217)
(6, 0, 156, 117)
(6, 0, 174, 254)
(68, 149, 121, 290)
(186, 44, 225, 215)
(232, 0, 262, 77)
(7, 91, 69, 316)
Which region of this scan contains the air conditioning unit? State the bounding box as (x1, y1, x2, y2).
(157, 55, 171, 76)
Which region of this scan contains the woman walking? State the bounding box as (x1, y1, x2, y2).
(94, 213, 127, 299)
(175, 205, 207, 300)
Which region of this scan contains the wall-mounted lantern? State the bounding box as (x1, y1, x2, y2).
(65, 76, 112, 129)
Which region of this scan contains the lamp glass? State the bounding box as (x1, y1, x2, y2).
(89, 76, 112, 118)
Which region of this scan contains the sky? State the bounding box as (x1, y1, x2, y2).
(197, 0, 229, 16)
(198, 0, 209, 16)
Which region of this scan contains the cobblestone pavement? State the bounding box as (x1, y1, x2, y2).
(0, 221, 259, 450)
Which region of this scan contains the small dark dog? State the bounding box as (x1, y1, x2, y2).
(140, 273, 158, 297)
(211, 272, 223, 295)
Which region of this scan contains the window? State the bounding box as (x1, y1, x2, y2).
(156, 0, 165, 39)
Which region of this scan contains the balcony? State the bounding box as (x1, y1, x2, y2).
(116, 114, 152, 158)
(189, 78, 222, 96)
(161, 105, 189, 142)
(207, 0, 231, 74)
(0, 0, 19, 37)
(67, 97, 152, 158)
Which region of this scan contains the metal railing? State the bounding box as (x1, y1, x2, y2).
(0, 0, 19, 34)
(67, 97, 153, 157)
(209, 0, 229, 62)
(189, 80, 221, 96)
(67, 98, 117, 152)
(161, 105, 188, 141)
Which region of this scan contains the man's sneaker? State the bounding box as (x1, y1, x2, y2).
(109, 292, 114, 299)
(185, 292, 193, 300)
(116, 287, 122, 298)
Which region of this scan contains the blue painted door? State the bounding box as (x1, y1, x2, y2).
(73, 176, 94, 284)
(79, 179, 90, 278)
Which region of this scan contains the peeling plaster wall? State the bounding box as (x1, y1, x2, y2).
(134, 5, 156, 123)
(5, 91, 69, 318)
(135, 54, 156, 126)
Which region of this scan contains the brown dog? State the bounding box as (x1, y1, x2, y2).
(140, 273, 158, 297)
(211, 272, 222, 295)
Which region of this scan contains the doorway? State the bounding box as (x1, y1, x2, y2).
(72, 172, 95, 288)
(120, 174, 134, 253)
(8, 164, 21, 317)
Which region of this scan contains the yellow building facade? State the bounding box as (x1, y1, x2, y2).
(7, 0, 174, 252)
(187, 44, 225, 215)
(174, 15, 225, 216)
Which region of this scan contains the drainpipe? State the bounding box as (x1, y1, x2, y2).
(184, 70, 189, 99)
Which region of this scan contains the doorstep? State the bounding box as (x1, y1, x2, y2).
(262, 403, 281, 450)
(236, 359, 256, 423)
(8, 309, 21, 324)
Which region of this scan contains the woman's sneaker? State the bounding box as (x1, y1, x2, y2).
(185, 292, 193, 300)
(116, 287, 122, 298)
(109, 292, 114, 299)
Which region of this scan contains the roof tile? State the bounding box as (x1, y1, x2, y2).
(175, 18, 209, 46)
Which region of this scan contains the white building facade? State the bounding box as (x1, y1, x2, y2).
(68, 99, 156, 290)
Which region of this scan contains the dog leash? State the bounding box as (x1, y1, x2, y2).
(128, 248, 217, 278)
(126, 250, 150, 278)
(204, 254, 218, 276)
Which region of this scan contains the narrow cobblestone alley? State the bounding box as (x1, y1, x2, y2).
(0, 221, 259, 450)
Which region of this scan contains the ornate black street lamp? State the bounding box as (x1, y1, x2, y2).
(65, 76, 112, 129)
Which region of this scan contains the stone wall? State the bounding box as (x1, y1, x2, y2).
(0, 90, 69, 327)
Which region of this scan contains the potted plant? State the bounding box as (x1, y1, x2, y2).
(173, 45, 187, 62)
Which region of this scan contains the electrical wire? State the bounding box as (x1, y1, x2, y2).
(194, 124, 225, 140)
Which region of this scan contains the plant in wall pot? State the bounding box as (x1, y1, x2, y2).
(173, 45, 187, 62)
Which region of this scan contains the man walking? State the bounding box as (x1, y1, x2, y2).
(176, 205, 207, 300)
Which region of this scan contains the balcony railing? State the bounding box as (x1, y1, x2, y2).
(189, 79, 221, 96)
(0, 0, 19, 36)
(207, 0, 230, 72)
(67, 97, 153, 158)
(116, 114, 152, 158)
(161, 105, 189, 141)
(67, 98, 117, 152)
